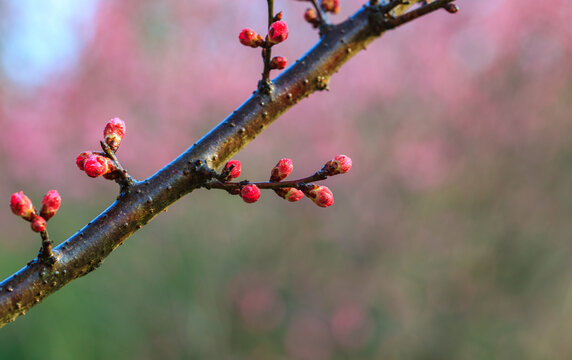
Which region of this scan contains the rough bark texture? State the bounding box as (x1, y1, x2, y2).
(0, 0, 455, 328)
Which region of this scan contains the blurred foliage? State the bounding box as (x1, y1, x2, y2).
(1, 0, 572, 359)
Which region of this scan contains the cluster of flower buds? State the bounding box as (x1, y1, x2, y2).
(302, 0, 341, 28)
(218, 155, 352, 208)
(239, 12, 289, 73)
(10, 190, 61, 233)
(76, 118, 125, 179)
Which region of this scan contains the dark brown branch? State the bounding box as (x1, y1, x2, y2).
(0, 0, 457, 328)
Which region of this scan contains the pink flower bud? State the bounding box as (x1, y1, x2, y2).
(321, 0, 340, 14)
(305, 185, 334, 208)
(239, 28, 264, 48)
(240, 184, 261, 204)
(30, 215, 47, 232)
(104, 117, 126, 151)
(40, 190, 61, 221)
(273, 187, 303, 201)
(270, 158, 293, 182)
(268, 21, 288, 44)
(76, 151, 93, 171)
(323, 155, 352, 176)
(224, 160, 242, 180)
(283, 188, 304, 202)
(10, 191, 35, 220)
(270, 56, 287, 70)
(83, 155, 112, 178)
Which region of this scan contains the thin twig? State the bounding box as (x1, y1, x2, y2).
(207, 171, 329, 191)
(38, 231, 55, 265)
(384, 0, 455, 28)
(260, 0, 275, 91)
(100, 141, 135, 191)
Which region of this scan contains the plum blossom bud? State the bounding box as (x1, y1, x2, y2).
(270, 56, 287, 70)
(321, 0, 340, 14)
(268, 21, 288, 44)
(270, 158, 293, 182)
(240, 184, 261, 203)
(239, 28, 264, 48)
(273, 11, 283, 22)
(304, 8, 320, 28)
(84, 155, 113, 178)
(10, 191, 35, 220)
(224, 160, 242, 180)
(104, 117, 126, 151)
(76, 151, 93, 171)
(40, 190, 61, 221)
(444, 3, 459, 13)
(322, 155, 352, 176)
(282, 188, 304, 202)
(30, 215, 47, 232)
(305, 185, 334, 207)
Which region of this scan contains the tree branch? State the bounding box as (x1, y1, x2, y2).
(0, 0, 456, 328)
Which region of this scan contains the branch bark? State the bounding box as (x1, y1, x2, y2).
(0, 0, 456, 328)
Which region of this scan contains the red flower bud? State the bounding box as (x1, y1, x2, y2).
(270, 56, 287, 70)
(224, 160, 242, 180)
(283, 188, 304, 202)
(40, 190, 61, 221)
(321, 0, 340, 14)
(83, 155, 112, 178)
(76, 151, 93, 171)
(322, 154, 352, 175)
(10, 191, 35, 220)
(30, 215, 47, 232)
(304, 8, 320, 28)
(270, 158, 293, 182)
(239, 28, 264, 48)
(104, 117, 126, 151)
(305, 185, 334, 208)
(240, 184, 261, 204)
(268, 21, 288, 44)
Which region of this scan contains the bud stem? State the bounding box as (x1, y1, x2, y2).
(38, 230, 56, 265)
(259, 0, 275, 92)
(100, 141, 136, 192)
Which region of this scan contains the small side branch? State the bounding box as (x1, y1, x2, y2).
(383, 0, 456, 29)
(100, 141, 135, 192)
(207, 172, 328, 191)
(38, 231, 56, 265)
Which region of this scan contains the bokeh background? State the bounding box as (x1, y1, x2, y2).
(1, 0, 571, 358)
